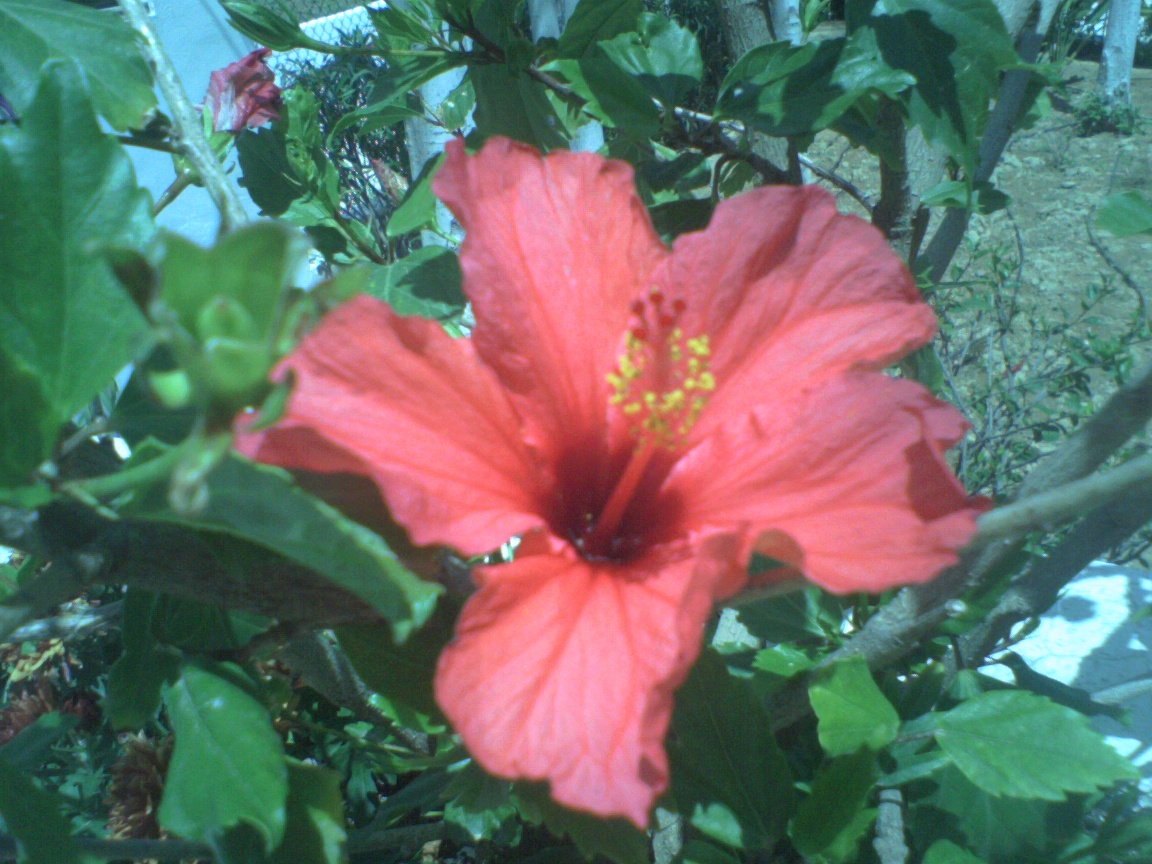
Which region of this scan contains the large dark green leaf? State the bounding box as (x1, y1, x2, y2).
(789, 749, 876, 860)
(104, 590, 180, 730)
(851, 0, 1018, 168)
(0, 352, 56, 486)
(471, 63, 569, 150)
(933, 690, 1137, 799)
(0, 59, 152, 423)
(367, 246, 466, 320)
(0, 0, 155, 130)
(922, 840, 988, 864)
(0, 758, 83, 864)
(597, 13, 702, 107)
(716, 32, 912, 138)
(809, 656, 900, 756)
(159, 662, 288, 852)
(236, 127, 309, 217)
(543, 54, 661, 141)
(0, 712, 78, 774)
(927, 766, 1048, 861)
(556, 0, 642, 57)
(125, 452, 441, 640)
(669, 650, 795, 851)
(443, 762, 517, 842)
(513, 782, 650, 864)
(269, 760, 347, 864)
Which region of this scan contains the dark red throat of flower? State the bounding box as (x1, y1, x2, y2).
(578, 290, 715, 560)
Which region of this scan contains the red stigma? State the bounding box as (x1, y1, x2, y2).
(649, 290, 665, 305)
(632, 326, 649, 342)
(672, 298, 686, 314)
(658, 314, 675, 329)
(631, 300, 646, 317)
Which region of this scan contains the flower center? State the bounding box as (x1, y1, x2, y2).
(580, 290, 715, 558)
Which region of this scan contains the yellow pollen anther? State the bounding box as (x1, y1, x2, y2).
(607, 297, 715, 448)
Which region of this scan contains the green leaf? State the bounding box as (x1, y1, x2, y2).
(443, 761, 517, 842)
(681, 839, 743, 864)
(649, 198, 714, 239)
(716, 33, 912, 137)
(438, 77, 476, 132)
(513, 782, 649, 864)
(0, 712, 78, 774)
(922, 839, 988, 864)
(337, 597, 459, 724)
(0, 0, 155, 130)
(104, 590, 183, 730)
(356, 53, 466, 125)
(669, 650, 795, 851)
(789, 749, 876, 859)
(543, 55, 661, 140)
(1097, 191, 1152, 237)
(856, 0, 1018, 169)
(0, 758, 83, 864)
(0, 351, 56, 486)
(125, 453, 441, 640)
(920, 179, 1010, 214)
(236, 127, 308, 217)
(597, 13, 702, 107)
(221, 1, 309, 51)
(556, 0, 642, 57)
(752, 644, 814, 679)
(366, 246, 466, 321)
(471, 63, 569, 150)
(809, 656, 900, 755)
(927, 766, 1048, 861)
(269, 760, 347, 864)
(933, 690, 1138, 799)
(736, 587, 844, 643)
(0, 59, 152, 423)
(386, 154, 444, 238)
(159, 662, 288, 852)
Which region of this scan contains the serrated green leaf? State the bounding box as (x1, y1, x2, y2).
(923, 839, 988, 864)
(1097, 191, 1152, 237)
(810, 655, 900, 756)
(443, 761, 517, 841)
(105, 590, 184, 729)
(159, 662, 288, 852)
(0, 758, 83, 864)
(669, 650, 795, 851)
(789, 749, 876, 859)
(0, 59, 152, 423)
(934, 690, 1138, 799)
(927, 766, 1048, 861)
(597, 14, 702, 107)
(471, 63, 569, 150)
(269, 760, 347, 864)
(0, 0, 155, 131)
(556, 0, 641, 57)
(125, 453, 440, 640)
(386, 154, 444, 238)
(752, 643, 814, 679)
(513, 782, 649, 864)
(858, 0, 1017, 169)
(366, 246, 466, 321)
(716, 31, 913, 137)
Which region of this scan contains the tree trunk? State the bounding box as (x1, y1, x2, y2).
(715, 0, 796, 180)
(769, 0, 803, 44)
(528, 0, 604, 151)
(1098, 0, 1144, 106)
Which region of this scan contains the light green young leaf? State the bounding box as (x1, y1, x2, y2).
(386, 154, 445, 238)
(159, 663, 288, 852)
(669, 650, 795, 851)
(809, 655, 900, 756)
(934, 690, 1138, 799)
(0, 758, 83, 864)
(0, 0, 155, 130)
(1097, 191, 1152, 237)
(0, 59, 152, 423)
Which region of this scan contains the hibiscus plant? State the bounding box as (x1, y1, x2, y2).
(0, 0, 1149, 863)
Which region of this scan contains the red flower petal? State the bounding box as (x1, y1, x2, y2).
(433, 138, 667, 465)
(435, 531, 740, 827)
(658, 185, 936, 442)
(669, 372, 984, 593)
(237, 295, 546, 555)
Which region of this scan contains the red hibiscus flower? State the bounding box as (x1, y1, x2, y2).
(205, 48, 282, 134)
(239, 137, 985, 827)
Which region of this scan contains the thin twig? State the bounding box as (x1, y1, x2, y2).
(153, 171, 194, 216)
(975, 452, 1152, 544)
(797, 154, 874, 213)
(1086, 214, 1149, 324)
(116, 0, 248, 232)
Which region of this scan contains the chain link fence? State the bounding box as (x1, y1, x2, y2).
(254, 0, 374, 45)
